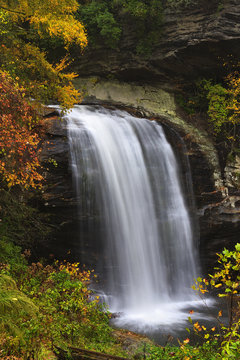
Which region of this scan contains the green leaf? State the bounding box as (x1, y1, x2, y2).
(235, 243, 240, 252)
(222, 249, 230, 257)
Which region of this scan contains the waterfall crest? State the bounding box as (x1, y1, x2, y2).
(67, 105, 199, 327)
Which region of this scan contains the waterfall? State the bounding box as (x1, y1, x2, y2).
(67, 105, 199, 328)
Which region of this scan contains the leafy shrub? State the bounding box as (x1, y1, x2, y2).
(121, 0, 163, 55)
(0, 241, 121, 359)
(77, 0, 163, 54)
(200, 74, 240, 152)
(143, 342, 218, 360)
(192, 243, 240, 360)
(78, 1, 121, 49)
(177, 70, 240, 156)
(201, 80, 230, 135)
(0, 238, 27, 278)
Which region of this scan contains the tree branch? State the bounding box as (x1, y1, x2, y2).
(0, 5, 26, 16)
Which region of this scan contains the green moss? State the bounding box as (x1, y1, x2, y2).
(0, 274, 17, 290)
(0, 274, 39, 354)
(0, 287, 38, 318)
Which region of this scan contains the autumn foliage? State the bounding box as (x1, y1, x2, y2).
(0, 71, 43, 189)
(0, 0, 87, 49)
(0, 0, 89, 189)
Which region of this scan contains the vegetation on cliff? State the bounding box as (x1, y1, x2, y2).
(176, 59, 240, 172)
(77, 0, 163, 55)
(76, 0, 222, 54)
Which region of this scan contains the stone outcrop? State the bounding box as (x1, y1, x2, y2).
(74, 0, 240, 84)
(225, 155, 240, 189)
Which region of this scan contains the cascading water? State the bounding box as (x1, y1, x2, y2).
(67, 105, 201, 330)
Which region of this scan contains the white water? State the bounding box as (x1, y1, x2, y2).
(67, 105, 200, 329)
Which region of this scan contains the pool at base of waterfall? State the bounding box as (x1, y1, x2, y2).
(110, 297, 227, 345)
(94, 286, 227, 345)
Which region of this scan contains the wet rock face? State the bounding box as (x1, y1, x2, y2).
(39, 115, 79, 260)
(199, 193, 240, 271)
(163, 124, 240, 271)
(40, 116, 73, 208)
(225, 155, 240, 189)
(73, 0, 240, 83)
(39, 114, 104, 266)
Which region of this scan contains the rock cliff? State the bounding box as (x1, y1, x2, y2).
(39, 0, 240, 269)
(74, 0, 240, 84)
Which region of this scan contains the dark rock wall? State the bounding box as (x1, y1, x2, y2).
(39, 115, 104, 267)
(73, 0, 240, 84)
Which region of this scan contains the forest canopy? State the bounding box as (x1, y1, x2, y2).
(77, 0, 163, 54)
